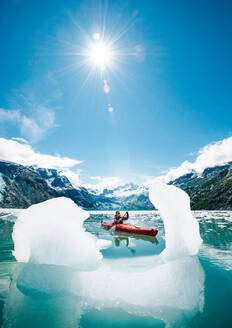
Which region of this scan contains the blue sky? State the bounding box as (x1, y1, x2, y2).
(0, 0, 232, 187)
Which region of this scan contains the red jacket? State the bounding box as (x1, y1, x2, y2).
(114, 212, 129, 224)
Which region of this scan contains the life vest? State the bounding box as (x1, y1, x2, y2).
(114, 215, 123, 224)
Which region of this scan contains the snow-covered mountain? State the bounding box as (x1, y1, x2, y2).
(0, 161, 58, 208)
(0, 159, 232, 210)
(33, 167, 117, 209)
(170, 162, 232, 210)
(87, 162, 232, 210)
(88, 183, 155, 210)
(0, 161, 155, 210)
(0, 161, 100, 209)
(33, 167, 75, 190)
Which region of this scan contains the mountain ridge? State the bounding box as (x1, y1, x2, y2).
(0, 160, 232, 210)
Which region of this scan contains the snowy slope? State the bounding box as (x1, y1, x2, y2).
(88, 183, 155, 210)
(33, 167, 74, 190)
(0, 173, 6, 201)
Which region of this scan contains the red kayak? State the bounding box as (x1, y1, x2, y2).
(101, 221, 158, 237)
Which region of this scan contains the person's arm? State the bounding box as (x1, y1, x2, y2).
(123, 211, 129, 221)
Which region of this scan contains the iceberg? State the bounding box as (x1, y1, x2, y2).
(4, 182, 204, 328)
(12, 197, 102, 270)
(149, 180, 202, 260)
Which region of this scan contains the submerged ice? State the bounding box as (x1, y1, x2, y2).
(7, 182, 204, 328)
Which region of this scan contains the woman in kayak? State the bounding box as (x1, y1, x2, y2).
(114, 210, 129, 224)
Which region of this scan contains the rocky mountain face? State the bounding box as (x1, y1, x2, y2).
(0, 162, 117, 209)
(90, 164, 232, 210)
(170, 162, 232, 210)
(33, 167, 118, 209)
(34, 167, 73, 190)
(0, 161, 58, 208)
(0, 160, 232, 210)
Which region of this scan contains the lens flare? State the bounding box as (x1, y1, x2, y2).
(108, 105, 114, 112)
(103, 80, 110, 93)
(93, 33, 100, 40)
(88, 42, 113, 69)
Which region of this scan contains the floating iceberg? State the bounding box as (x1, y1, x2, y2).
(149, 179, 202, 260)
(5, 182, 204, 328)
(12, 197, 102, 270)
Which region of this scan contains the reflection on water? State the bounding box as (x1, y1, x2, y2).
(100, 227, 163, 259)
(195, 212, 232, 271)
(0, 211, 231, 327)
(114, 231, 159, 245)
(113, 233, 158, 256)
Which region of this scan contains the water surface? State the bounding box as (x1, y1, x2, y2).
(0, 210, 231, 327)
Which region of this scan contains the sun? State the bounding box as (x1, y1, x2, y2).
(87, 41, 113, 70)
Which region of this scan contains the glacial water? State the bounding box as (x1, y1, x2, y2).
(0, 211, 232, 328)
(0, 209, 231, 327)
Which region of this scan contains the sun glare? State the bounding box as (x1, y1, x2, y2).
(88, 42, 113, 69)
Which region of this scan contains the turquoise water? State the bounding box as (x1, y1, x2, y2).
(0, 211, 232, 327)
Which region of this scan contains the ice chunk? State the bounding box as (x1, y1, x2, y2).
(2, 263, 83, 328)
(73, 255, 204, 326)
(96, 239, 112, 250)
(6, 182, 205, 328)
(4, 255, 204, 328)
(16, 264, 76, 298)
(12, 197, 102, 269)
(149, 180, 202, 259)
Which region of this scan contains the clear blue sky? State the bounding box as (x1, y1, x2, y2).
(0, 0, 232, 184)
